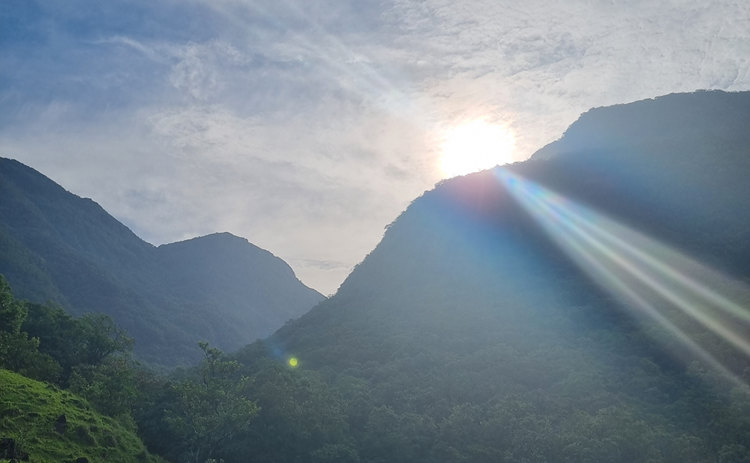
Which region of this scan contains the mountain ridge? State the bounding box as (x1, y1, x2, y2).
(223, 90, 750, 462)
(0, 157, 324, 366)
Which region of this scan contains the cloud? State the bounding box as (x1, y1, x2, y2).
(382, 0, 750, 154)
(1, 0, 748, 293)
(1, 98, 435, 294)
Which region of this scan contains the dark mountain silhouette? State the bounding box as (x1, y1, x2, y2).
(226, 91, 750, 462)
(0, 158, 324, 366)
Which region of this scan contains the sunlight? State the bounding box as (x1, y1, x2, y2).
(496, 169, 750, 386)
(441, 120, 515, 177)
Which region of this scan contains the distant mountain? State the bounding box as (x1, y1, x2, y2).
(227, 91, 750, 462)
(0, 158, 324, 366)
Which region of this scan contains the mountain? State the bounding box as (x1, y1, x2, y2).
(530, 90, 750, 273)
(221, 91, 750, 462)
(0, 158, 324, 366)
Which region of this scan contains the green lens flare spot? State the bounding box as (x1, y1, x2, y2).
(288, 357, 298, 367)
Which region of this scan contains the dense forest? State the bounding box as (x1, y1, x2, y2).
(2, 91, 750, 462)
(2, 260, 749, 462)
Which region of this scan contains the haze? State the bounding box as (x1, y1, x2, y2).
(1, 0, 748, 294)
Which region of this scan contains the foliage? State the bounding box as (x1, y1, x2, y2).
(0, 279, 166, 461)
(0, 275, 61, 383)
(0, 369, 165, 463)
(0, 331, 61, 383)
(0, 274, 27, 334)
(69, 357, 139, 418)
(74, 313, 135, 365)
(21, 300, 134, 383)
(0, 276, 139, 415)
(164, 342, 259, 463)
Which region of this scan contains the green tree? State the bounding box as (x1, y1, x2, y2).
(76, 313, 134, 365)
(166, 342, 259, 463)
(0, 275, 61, 381)
(22, 302, 134, 379)
(0, 330, 61, 381)
(21, 301, 80, 379)
(69, 356, 139, 417)
(0, 274, 27, 334)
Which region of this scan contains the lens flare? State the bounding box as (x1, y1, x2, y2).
(289, 357, 298, 367)
(495, 168, 750, 386)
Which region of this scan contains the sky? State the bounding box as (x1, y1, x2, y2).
(1, 0, 749, 295)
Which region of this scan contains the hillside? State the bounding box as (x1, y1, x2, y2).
(530, 90, 750, 274)
(0, 369, 165, 463)
(215, 91, 750, 462)
(0, 159, 324, 366)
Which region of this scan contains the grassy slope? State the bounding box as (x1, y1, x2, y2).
(0, 369, 165, 463)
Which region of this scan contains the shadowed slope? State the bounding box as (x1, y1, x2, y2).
(230, 91, 750, 463)
(0, 158, 324, 366)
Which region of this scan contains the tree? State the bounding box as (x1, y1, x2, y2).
(0, 274, 27, 334)
(76, 313, 134, 365)
(166, 342, 259, 463)
(21, 301, 133, 383)
(69, 356, 139, 417)
(0, 275, 61, 382)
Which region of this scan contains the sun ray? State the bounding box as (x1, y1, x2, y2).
(496, 168, 750, 385)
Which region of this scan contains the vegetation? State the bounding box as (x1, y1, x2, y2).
(164, 342, 259, 463)
(0, 369, 164, 463)
(0, 275, 158, 462)
(1, 276, 262, 463)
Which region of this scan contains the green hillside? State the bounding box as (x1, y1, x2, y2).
(0, 369, 165, 463)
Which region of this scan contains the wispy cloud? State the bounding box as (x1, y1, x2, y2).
(1, 0, 748, 293)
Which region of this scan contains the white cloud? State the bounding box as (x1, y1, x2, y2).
(1, 97, 438, 294)
(2, 0, 748, 294)
(381, 0, 750, 156)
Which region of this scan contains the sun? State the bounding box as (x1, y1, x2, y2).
(440, 120, 515, 177)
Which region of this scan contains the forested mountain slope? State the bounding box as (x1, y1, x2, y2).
(222, 91, 750, 462)
(531, 90, 750, 274)
(0, 158, 324, 366)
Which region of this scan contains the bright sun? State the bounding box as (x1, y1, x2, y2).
(441, 120, 515, 177)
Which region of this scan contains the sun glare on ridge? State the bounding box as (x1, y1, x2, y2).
(441, 120, 515, 177)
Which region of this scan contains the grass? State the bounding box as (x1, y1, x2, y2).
(0, 369, 166, 463)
